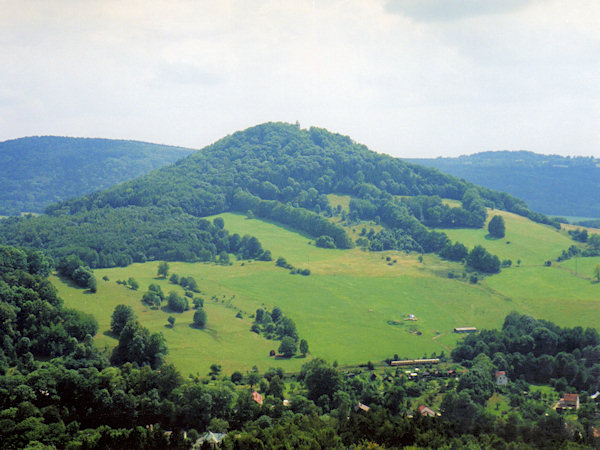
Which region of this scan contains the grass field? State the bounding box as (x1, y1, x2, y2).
(438, 209, 577, 265)
(55, 212, 600, 376)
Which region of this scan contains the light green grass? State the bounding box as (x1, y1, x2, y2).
(55, 212, 600, 376)
(486, 393, 511, 417)
(438, 209, 576, 265)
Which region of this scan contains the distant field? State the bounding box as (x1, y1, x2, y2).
(55, 212, 600, 376)
(438, 209, 576, 265)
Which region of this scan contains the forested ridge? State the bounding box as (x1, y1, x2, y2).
(0, 136, 195, 216)
(1, 245, 598, 448)
(0, 123, 556, 270)
(408, 151, 600, 218)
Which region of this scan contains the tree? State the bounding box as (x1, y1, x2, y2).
(488, 215, 506, 238)
(169, 273, 179, 284)
(299, 339, 309, 356)
(594, 264, 600, 282)
(168, 291, 188, 313)
(127, 277, 139, 290)
(193, 308, 207, 328)
(278, 336, 297, 357)
(302, 358, 341, 402)
(467, 245, 500, 273)
(157, 261, 169, 278)
(110, 304, 136, 335)
(167, 316, 175, 328)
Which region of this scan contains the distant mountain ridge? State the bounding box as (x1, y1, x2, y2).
(0, 136, 196, 215)
(406, 151, 600, 218)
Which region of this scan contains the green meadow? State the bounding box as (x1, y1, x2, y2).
(55, 212, 600, 377)
(438, 209, 576, 265)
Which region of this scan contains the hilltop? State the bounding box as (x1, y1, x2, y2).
(0, 136, 195, 215)
(407, 150, 600, 218)
(0, 123, 556, 268)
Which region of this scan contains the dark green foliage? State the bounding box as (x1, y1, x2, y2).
(62, 308, 99, 340)
(299, 339, 309, 356)
(409, 150, 600, 218)
(0, 207, 268, 269)
(466, 245, 500, 273)
(568, 228, 588, 243)
(301, 358, 341, 402)
(0, 136, 195, 216)
(193, 297, 204, 309)
(193, 308, 207, 328)
(488, 215, 506, 238)
(0, 124, 552, 269)
(157, 261, 169, 277)
(0, 255, 595, 449)
(167, 291, 188, 313)
(278, 336, 297, 357)
(57, 255, 97, 291)
(167, 316, 175, 327)
(439, 241, 469, 261)
(315, 235, 336, 248)
(452, 313, 600, 392)
(127, 277, 139, 290)
(179, 276, 199, 292)
(110, 304, 136, 335)
(110, 320, 168, 368)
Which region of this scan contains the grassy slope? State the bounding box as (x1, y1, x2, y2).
(55, 211, 600, 376)
(438, 209, 577, 265)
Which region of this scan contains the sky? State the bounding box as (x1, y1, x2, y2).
(1, 0, 598, 158)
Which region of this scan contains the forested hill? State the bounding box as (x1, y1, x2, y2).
(407, 151, 600, 218)
(0, 123, 555, 268)
(0, 136, 195, 215)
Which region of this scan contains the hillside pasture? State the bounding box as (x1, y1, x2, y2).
(54, 213, 600, 376)
(438, 209, 575, 265)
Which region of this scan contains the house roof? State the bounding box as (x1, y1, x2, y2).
(418, 405, 435, 416)
(563, 393, 579, 403)
(251, 391, 263, 405)
(198, 432, 226, 444)
(495, 371, 506, 377)
(357, 402, 370, 412)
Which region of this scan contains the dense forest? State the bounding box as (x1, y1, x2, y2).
(0, 136, 195, 216)
(0, 123, 557, 269)
(1, 245, 598, 448)
(408, 151, 600, 218)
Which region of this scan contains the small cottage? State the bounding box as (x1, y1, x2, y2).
(495, 371, 509, 385)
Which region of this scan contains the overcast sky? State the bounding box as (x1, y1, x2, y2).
(1, 0, 598, 158)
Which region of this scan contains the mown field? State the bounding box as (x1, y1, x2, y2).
(55, 211, 600, 376)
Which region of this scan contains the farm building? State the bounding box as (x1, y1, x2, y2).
(453, 327, 478, 333)
(558, 393, 579, 410)
(390, 358, 440, 366)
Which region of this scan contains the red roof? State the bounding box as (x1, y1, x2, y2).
(495, 371, 506, 377)
(418, 405, 435, 416)
(251, 391, 263, 405)
(563, 393, 578, 403)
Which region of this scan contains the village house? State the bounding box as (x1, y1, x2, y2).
(251, 391, 263, 405)
(453, 327, 478, 333)
(495, 371, 508, 386)
(355, 402, 370, 412)
(558, 393, 579, 410)
(418, 405, 436, 417)
(193, 431, 226, 449)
